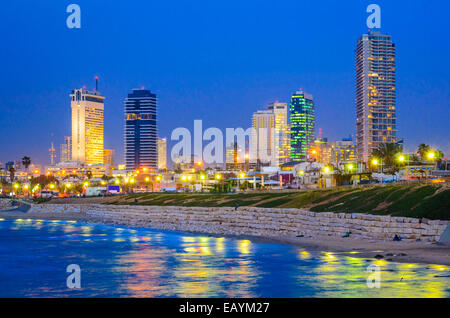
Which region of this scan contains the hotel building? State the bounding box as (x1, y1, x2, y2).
(124, 89, 158, 171)
(70, 88, 105, 164)
(355, 31, 397, 163)
(290, 91, 315, 162)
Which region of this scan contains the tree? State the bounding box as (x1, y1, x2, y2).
(371, 143, 401, 172)
(435, 149, 444, 160)
(417, 144, 431, 161)
(8, 167, 15, 183)
(21, 156, 31, 171)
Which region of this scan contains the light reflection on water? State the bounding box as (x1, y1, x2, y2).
(0, 218, 448, 298)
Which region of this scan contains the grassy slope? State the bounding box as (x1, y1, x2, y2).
(107, 184, 450, 220)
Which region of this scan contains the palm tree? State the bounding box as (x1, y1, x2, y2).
(417, 144, 431, 161)
(21, 156, 31, 172)
(371, 143, 401, 173)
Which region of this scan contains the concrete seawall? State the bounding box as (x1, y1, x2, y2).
(27, 204, 449, 242)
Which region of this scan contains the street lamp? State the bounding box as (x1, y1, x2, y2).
(427, 152, 435, 160)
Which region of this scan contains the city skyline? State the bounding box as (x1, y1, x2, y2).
(0, 1, 449, 165)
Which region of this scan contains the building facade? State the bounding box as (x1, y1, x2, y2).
(158, 137, 167, 170)
(124, 89, 158, 171)
(59, 136, 72, 163)
(268, 102, 290, 166)
(290, 91, 315, 162)
(251, 110, 276, 166)
(70, 88, 105, 165)
(355, 31, 396, 163)
(331, 138, 357, 166)
(103, 149, 115, 166)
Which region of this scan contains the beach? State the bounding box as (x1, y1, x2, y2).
(1, 203, 449, 266)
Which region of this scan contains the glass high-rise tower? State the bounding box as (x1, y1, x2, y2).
(290, 91, 315, 162)
(355, 31, 396, 163)
(124, 89, 157, 171)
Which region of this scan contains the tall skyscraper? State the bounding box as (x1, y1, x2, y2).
(268, 102, 290, 166)
(59, 136, 72, 163)
(70, 88, 105, 164)
(355, 31, 396, 163)
(124, 89, 157, 171)
(251, 110, 276, 166)
(290, 91, 315, 162)
(158, 137, 167, 170)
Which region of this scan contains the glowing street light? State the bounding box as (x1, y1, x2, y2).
(200, 174, 206, 180)
(65, 183, 71, 188)
(398, 155, 405, 162)
(155, 176, 161, 182)
(115, 179, 120, 185)
(323, 166, 330, 174)
(49, 184, 55, 189)
(347, 164, 354, 171)
(181, 175, 187, 181)
(215, 174, 222, 180)
(427, 152, 435, 160)
(372, 159, 378, 166)
(298, 170, 305, 175)
(145, 176, 150, 182)
(239, 172, 245, 179)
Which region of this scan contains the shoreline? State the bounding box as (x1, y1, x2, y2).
(1, 209, 449, 266)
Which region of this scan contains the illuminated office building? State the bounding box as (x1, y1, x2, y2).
(70, 88, 105, 164)
(158, 137, 167, 170)
(290, 91, 315, 162)
(268, 102, 290, 166)
(124, 89, 158, 171)
(355, 31, 396, 163)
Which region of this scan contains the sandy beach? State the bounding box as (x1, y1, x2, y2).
(1, 207, 449, 267)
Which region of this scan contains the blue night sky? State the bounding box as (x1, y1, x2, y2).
(0, 0, 449, 165)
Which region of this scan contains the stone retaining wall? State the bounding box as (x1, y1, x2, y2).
(26, 204, 449, 242)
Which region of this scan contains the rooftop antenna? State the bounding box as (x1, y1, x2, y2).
(95, 76, 98, 91)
